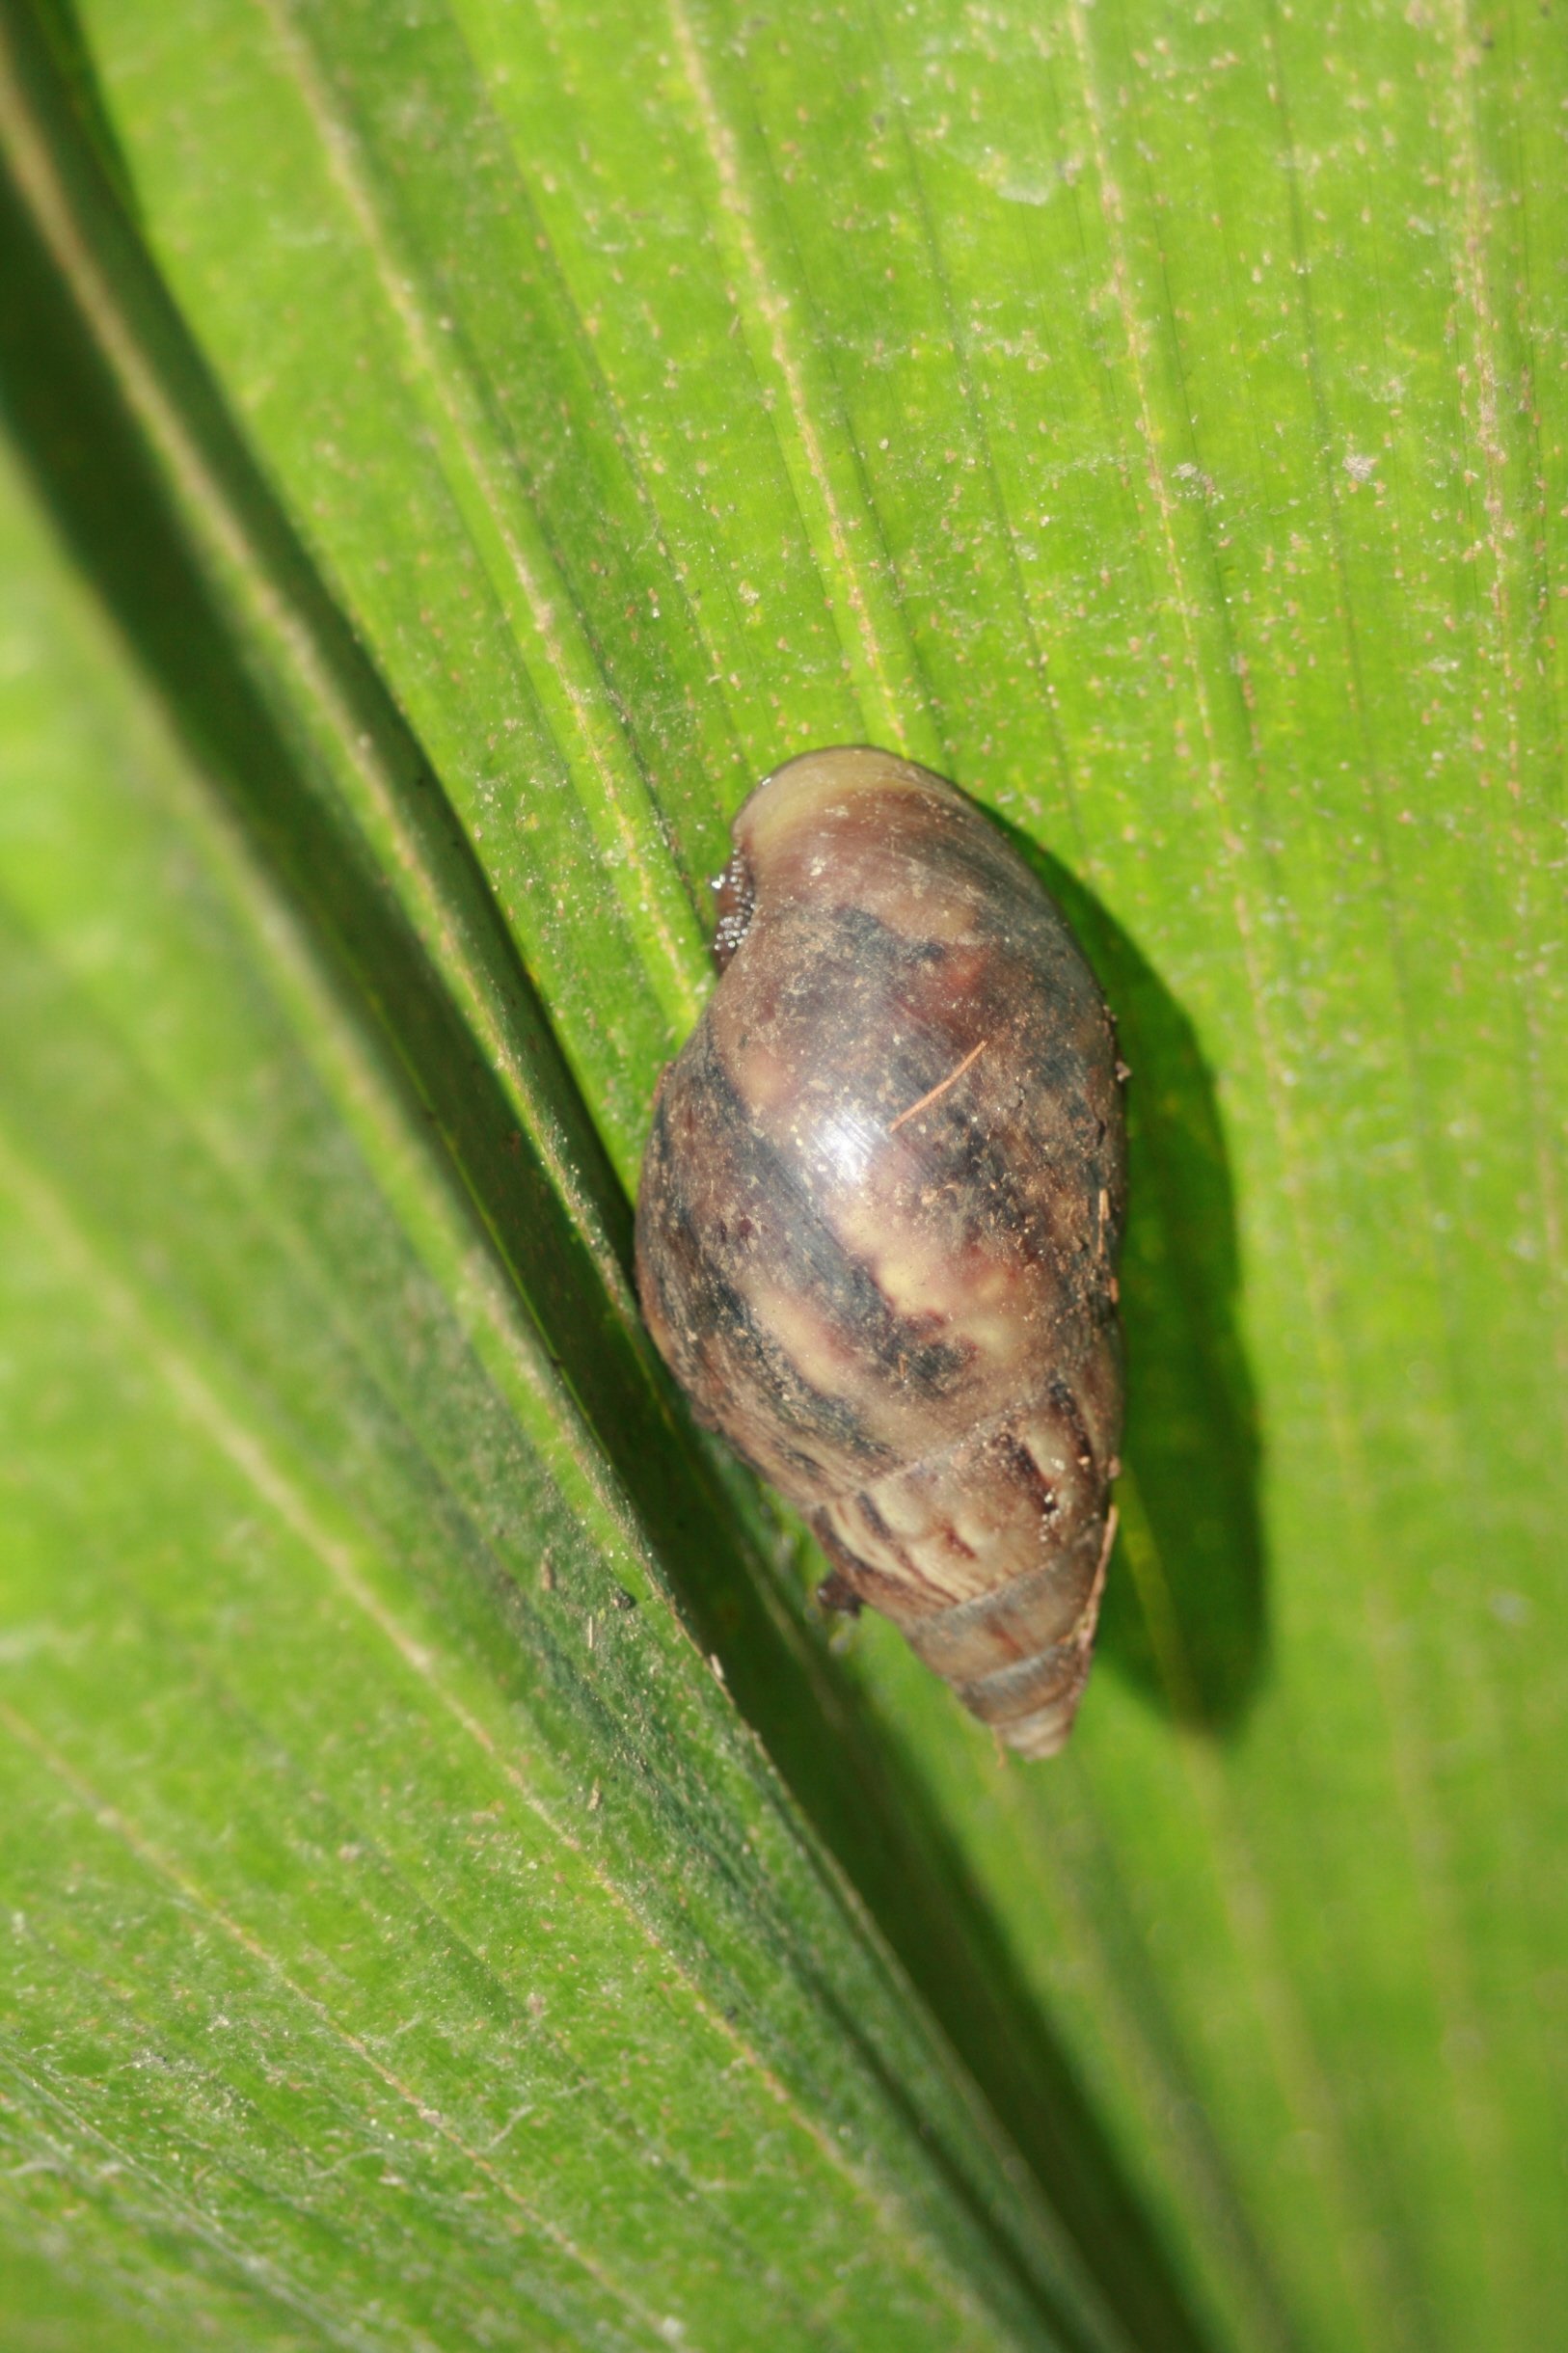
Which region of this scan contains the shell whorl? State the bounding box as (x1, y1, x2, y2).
(635, 747, 1126, 1757)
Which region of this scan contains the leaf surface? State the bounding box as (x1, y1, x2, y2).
(1, 3, 1563, 2350)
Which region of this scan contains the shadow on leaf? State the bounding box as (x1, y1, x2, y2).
(997, 818, 1269, 1735)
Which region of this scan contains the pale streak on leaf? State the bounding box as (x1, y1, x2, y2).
(664, 0, 941, 771)
(1059, 16, 1421, 2345)
(250, 0, 710, 1037)
(983, 1726, 1301, 2353)
(1431, 0, 1566, 1390)
(0, 2054, 392, 2353)
(1255, 16, 1522, 2309)
(0, 1705, 713, 2353)
(0, 16, 653, 1277)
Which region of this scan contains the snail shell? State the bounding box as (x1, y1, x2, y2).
(635, 748, 1125, 1758)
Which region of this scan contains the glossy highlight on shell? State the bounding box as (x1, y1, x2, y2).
(635, 748, 1126, 1758)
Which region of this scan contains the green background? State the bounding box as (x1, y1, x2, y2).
(0, 1, 1562, 2347)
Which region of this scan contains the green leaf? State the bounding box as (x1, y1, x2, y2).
(1, 2, 1563, 2351)
(0, 10, 1189, 2350)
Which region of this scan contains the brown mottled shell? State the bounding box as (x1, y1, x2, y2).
(635, 748, 1126, 1758)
